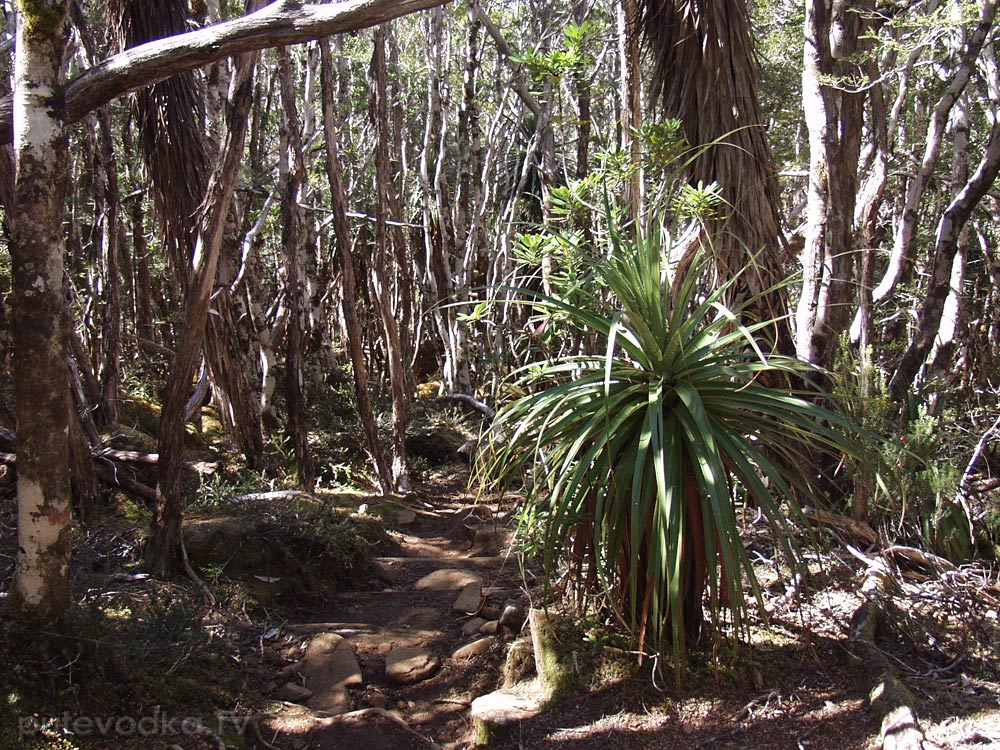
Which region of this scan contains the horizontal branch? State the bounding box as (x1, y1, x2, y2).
(0, 0, 448, 145)
(437, 393, 496, 419)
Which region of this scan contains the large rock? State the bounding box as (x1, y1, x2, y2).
(470, 684, 545, 746)
(462, 617, 488, 636)
(406, 424, 468, 465)
(301, 633, 363, 714)
(182, 516, 263, 574)
(453, 582, 484, 614)
(414, 569, 482, 591)
(385, 647, 440, 685)
(451, 636, 495, 660)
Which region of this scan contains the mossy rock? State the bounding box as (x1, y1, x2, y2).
(183, 516, 265, 575)
(100, 422, 158, 453)
(405, 424, 468, 465)
(114, 397, 162, 437)
(182, 501, 386, 598)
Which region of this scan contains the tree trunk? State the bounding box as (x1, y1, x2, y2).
(618, 0, 643, 224)
(118, 0, 264, 466)
(868, 2, 997, 307)
(277, 44, 315, 491)
(370, 26, 410, 493)
(795, 0, 868, 367)
(148, 45, 259, 577)
(8, 0, 73, 619)
(96, 109, 122, 427)
(319, 37, 394, 494)
(889, 117, 1000, 400)
(928, 93, 972, 377)
(641, 0, 789, 350)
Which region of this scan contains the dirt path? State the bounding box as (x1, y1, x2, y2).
(252, 471, 525, 749)
(241, 472, 1000, 750)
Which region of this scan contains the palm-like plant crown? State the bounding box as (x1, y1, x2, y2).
(479, 223, 865, 674)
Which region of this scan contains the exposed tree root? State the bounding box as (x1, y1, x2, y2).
(848, 561, 936, 750)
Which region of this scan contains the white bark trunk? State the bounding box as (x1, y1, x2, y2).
(10, 0, 73, 618)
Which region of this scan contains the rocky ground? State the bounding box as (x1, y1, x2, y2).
(233, 468, 1000, 750)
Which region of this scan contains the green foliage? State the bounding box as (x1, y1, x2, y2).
(832, 343, 970, 560)
(638, 120, 687, 171)
(479, 215, 868, 677)
(671, 181, 724, 223)
(511, 20, 599, 84)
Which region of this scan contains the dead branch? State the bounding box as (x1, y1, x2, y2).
(0, 0, 451, 146)
(881, 545, 957, 580)
(802, 505, 880, 547)
(438, 393, 496, 419)
(848, 565, 929, 750)
(93, 460, 157, 508)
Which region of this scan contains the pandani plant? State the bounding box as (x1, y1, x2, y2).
(477, 219, 870, 677)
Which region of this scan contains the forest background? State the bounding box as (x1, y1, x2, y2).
(0, 0, 998, 745)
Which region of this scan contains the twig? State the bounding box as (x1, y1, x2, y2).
(248, 715, 283, 750)
(179, 526, 216, 607)
(93, 459, 157, 507)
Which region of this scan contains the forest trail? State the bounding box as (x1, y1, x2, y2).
(252, 469, 525, 750)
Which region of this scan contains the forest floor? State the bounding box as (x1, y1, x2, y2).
(2, 442, 1000, 749)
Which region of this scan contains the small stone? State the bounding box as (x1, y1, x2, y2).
(453, 582, 484, 614)
(278, 661, 303, 679)
(273, 682, 314, 703)
(366, 693, 388, 708)
(462, 617, 488, 636)
(480, 602, 502, 619)
(479, 620, 499, 636)
(499, 603, 526, 631)
(261, 681, 279, 695)
(452, 636, 496, 660)
(370, 559, 400, 584)
(386, 647, 440, 685)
